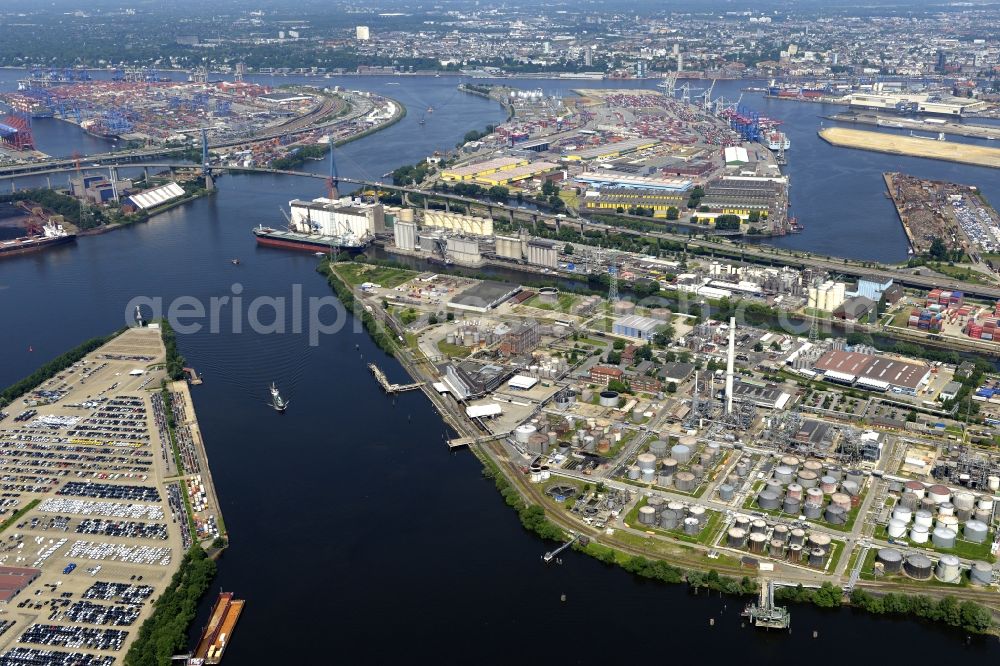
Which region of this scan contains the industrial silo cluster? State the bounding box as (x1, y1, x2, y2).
(756, 455, 863, 525)
(885, 480, 995, 554)
(726, 514, 832, 567)
(626, 435, 723, 493)
(635, 497, 710, 536)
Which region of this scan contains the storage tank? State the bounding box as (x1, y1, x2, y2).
(789, 528, 806, 546)
(845, 469, 863, 485)
(689, 505, 707, 524)
(779, 455, 800, 470)
(796, 470, 818, 488)
(803, 460, 823, 474)
(671, 444, 692, 464)
(903, 553, 933, 580)
(937, 502, 955, 517)
(970, 561, 995, 585)
(757, 490, 781, 511)
(964, 520, 989, 544)
(977, 497, 994, 512)
(718, 484, 735, 502)
(887, 519, 907, 539)
(926, 484, 951, 505)
(820, 476, 838, 494)
(699, 451, 714, 467)
(674, 472, 696, 492)
(786, 483, 803, 500)
(735, 461, 750, 477)
(647, 496, 665, 510)
(932, 527, 957, 549)
(637, 453, 657, 471)
(936, 515, 959, 532)
(640, 468, 656, 483)
(770, 539, 786, 558)
(683, 517, 700, 535)
(514, 424, 537, 444)
(774, 466, 795, 484)
(825, 465, 843, 481)
(750, 518, 767, 535)
(597, 439, 610, 454)
(910, 524, 929, 544)
(803, 503, 823, 520)
(876, 548, 903, 574)
(554, 389, 577, 408)
(772, 524, 790, 543)
(748, 533, 767, 553)
(727, 527, 747, 548)
(913, 510, 934, 528)
(734, 515, 751, 531)
(661, 458, 678, 476)
(953, 491, 976, 512)
(804, 487, 824, 506)
(782, 497, 801, 516)
(658, 471, 674, 487)
(690, 464, 706, 480)
(899, 491, 919, 511)
(830, 493, 851, 510)
(627, 465, 641, 480)
(706, 441, 721, 460)
(786, 543, 802, 562)
(599, 390, 620, 407)
(808, 548, 825, 567)
(903, 480, 925, 498)
(825, 505, 847, 525)
(974, 508, 992, 524)
(661, 510, 680, 530)
(892, 506, 913, 524)
(527, 433, 549, 454)
(841, 480, 860, 497)
(638, 505, 657, 525)
(808, 533, 832, 553)
(988, 476, 1000, 492)
(649, 440, 668, 457)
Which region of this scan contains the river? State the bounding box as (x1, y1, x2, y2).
(0, 70, 998, 661)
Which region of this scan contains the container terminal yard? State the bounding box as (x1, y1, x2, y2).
(0, 326, 228, 663)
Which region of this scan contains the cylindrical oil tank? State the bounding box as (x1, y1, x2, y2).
(936, 515, 959, 532)
(597, 439, 610, 454)
(780, 455, 801, 470)
(989, 476, 1000, 492)
(583, 437, 596, 453)
(825, 465, 843, 481)
(804, 487, 824, 507)
(554, 389, 577, 408)
(932, 527, 957, 549)
(820, 476, 838, 494)
(877, 548, 903, 574)
(718, 484, 735, 502)
(773, 524, 790, 543)
(637, 453, 657, 472)
(660, 510, 680, 530)
(769, 539, 785, 557)
(796, 470, 818, 488)
(910, 524, 929, 544)
(904, 480, 925, 498)
(735, 461, 750, 477)
(970, 561, 995, 585)
(974, 508, 992, 524)
(757, 490, 781, 511)
(514, 424, 537, 444)
(649, 440, 668, 457)
(734, 515, 751, 531)
(830, 493, 851, 510)
(671, 444, 692, 464)
(647, 496, 665, 510)
(728, 527, 747, 548)
(803, 460, 823, 474)
(527, 433, 549, 454)
(782, 497, 801, 516)
(808, 547, 825, 567)
(789, 528, 806, 546)
(727, 473, 740, 487)
(904, 553, 933, 580)
(887, 519, 907, 539)
(689, 505, 707, 524)
(825, 505, 847, 525)
(774, 466, 795, 484)
(706, 442, 721, 460)
(788, 543, 803, 562)
(977, 497, 994, 512)
(683, 517, 700, 535)
(638, 506, 657, 525)
(658, 472, 674, 487)
(750, 518, 767, 535)
(599, 390, 620, 407)
(803, 503, 823, 520)
(690, 464, 706, 480)
(964, 520, 989, 544)
(953, 491, 976, 512)
(913, 510, 934, 528)
(764, 479, 783, 495)
(918, 497, 937, 514)
(699, 451, 713, 467)
(892, 506, 913, 524)
(674, 472, 696, 493)
(808, 533, 832, 553)
(640, 468, 656, 483)
(627, 465, 640, 480)
(786, 483, 803, 500)
(926, 484, 951, 504)
(845, 469, 863, 485)
(956, 508, 973, 522)
(748, 533, 767, 553)
(937, 502, 955, 517)
(840, 480, 860, 497)
(661, 458, 679, 476)
(899, 491, 919, 511)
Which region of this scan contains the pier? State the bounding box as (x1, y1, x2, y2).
(368, 363, 423, 394)
(184, 367, 203, 385)
(542, 533, 579, 563)
(742, 579, 791, 629)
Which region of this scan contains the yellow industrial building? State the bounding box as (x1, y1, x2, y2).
(441, 157, 529, 182)
(474, 161, 560, 186)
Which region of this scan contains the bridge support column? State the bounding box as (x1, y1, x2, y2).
(204, 173, 215, 191)
(532, 213, 539, 232)
(9, 180, 14, 193)
(143, 167, 149, 184)
(423, 196, 428, 210)
(46, 176, 51, 190)
(445, 199, 450, 212)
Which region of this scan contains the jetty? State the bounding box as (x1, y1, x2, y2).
(542, 533, 579, 563)
(368, 363, 423, 394)
(742, 579, 791, 629)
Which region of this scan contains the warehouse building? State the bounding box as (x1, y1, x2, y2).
(441, 157, 528, 182)
(125, 182, 185, 211)
(563, 137, 659, 161)
(812, 349, 929, 394)
(474, 161, 559, 186)
(448, 281, 521, 312)
(613, 314, 663, 340)
(581, 187, 687, 216)
(575, 172, 691, 192)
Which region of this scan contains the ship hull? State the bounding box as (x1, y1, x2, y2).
(0, 234, 76, 258)
(253, 229, 366, 254)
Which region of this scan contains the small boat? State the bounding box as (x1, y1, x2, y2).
(231, 258, 241, 265)
(270, 383, 288, 412)
(427, 106, 434, 113)
(314, 251, 325, 257)
(419, 118, 425, 125)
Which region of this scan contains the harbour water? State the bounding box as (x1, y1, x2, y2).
(0, 71, 999, 661)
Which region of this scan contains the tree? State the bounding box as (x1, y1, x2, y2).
(753, 341, 764, 352)
(564, 243, 574, 255)
(714, 214, 742, 231)
(667, 381, 677, 393)
(487, 185, 510, 202)
(666, 206, 679, 220)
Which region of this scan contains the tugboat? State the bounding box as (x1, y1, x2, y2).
(270, 383, 288, 412)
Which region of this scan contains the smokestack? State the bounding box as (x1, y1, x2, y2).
(725, 316, 736, 415)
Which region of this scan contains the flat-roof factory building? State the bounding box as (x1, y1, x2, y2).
(0, 566, 40, 603)
(441, 157, 529, 182)
(613, 314, 664, 340)
(448, 281, 521, 312)
(812, 349, 930, 394)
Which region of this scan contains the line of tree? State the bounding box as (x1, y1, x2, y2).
(160, 320, 187, 381)
(0, 189, 108, 230)
(270, 143, 330, 170)
(319, 260, 398, 355)
(0, 332, 118, 409)
(482, 460, 563, 541)
(849, 587, 993, 634)
(123, 546, 217, 666)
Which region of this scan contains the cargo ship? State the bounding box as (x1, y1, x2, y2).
(252, 225, 368, 253)
(766, 131, 791, 151)
(0, 221, 75, 259)
(192, 591, 244, 665)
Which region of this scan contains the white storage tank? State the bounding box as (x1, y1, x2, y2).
(892, 506, 913, 524)
(932, 527, 956, 549)
(964, 520, 989, 544)
(887, 519, 907, 539)
(913, 510, 933, 528)
(637, 453, 657, 472)
(514, 424, 537, 444)
(926, 484, 951, 505)
(910, 524, 929, 544)
(936, 554, 961, 583)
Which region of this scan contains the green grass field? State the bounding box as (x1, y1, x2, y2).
(335, 263, 416, 288)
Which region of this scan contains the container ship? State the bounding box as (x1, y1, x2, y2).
(0, 222, 75, 258)
(192, 591, 244, 665)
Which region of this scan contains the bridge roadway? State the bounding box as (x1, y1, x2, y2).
(7, 159, 1000, 301)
